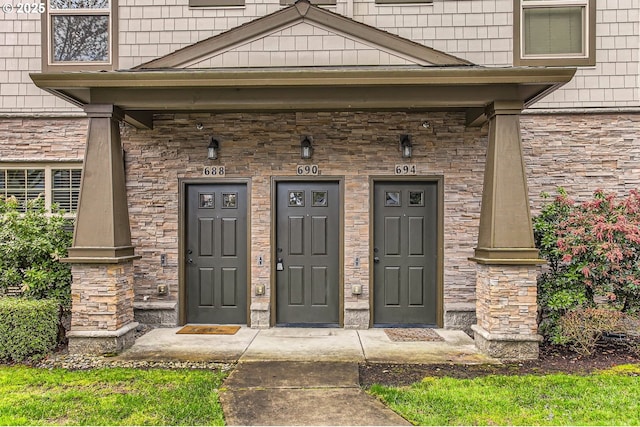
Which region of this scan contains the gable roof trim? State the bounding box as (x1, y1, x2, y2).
(134, 0, 472, 70)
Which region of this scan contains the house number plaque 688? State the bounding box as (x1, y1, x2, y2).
(203, 166, 225, 176)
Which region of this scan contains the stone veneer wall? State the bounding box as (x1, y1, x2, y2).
(122, 111, 487, 326)
(69, 264, 136, 332)
(523, 113, 640, 207)
(121, 111, 640, 328)
(2, 113, 637, 330)
(475, 264, 538, 336)
(0, 117, 86, 160)
(473, 264, 540, 359)
(67, 264, 138, 354)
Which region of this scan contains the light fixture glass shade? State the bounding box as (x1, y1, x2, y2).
(301, 136, 313, 159)
(400, 135, 412, 158)
(208, 138, 219, 160)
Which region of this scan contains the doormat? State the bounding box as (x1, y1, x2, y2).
(384, 328, 444, 342)
(176, 325, 241, 335)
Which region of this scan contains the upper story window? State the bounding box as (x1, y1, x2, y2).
(0, 166, 82, 214)
(514, 0, 595, 66)
(279, 0, 335, 5)
(375, 0, 432, 4)
(189, 0, 244, 6)
(43, 0, 118, 71)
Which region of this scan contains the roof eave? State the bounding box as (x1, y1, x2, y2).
(31, 66, 576, 88)
(30, 66, 577, 129)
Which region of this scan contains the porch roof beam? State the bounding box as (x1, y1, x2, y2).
(30, 66, 576, 128)
(31, 67, 576, 87)
(80, 85, 544, 111)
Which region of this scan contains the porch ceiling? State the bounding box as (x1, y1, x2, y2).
(30, 66, 576, 129)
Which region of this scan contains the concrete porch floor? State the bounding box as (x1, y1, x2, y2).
(115, 327, 497, 364)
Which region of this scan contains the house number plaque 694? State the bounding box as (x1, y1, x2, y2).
(203, 166, 225, 176)
(395, 164, 417, 175)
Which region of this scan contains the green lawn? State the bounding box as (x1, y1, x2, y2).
(369, 364, 640, 426)
(0, 367, 227, 425)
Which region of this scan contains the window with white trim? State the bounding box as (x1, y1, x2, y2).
(514, 0, 595, 66)
(0, 166, 82, 213)
(375, 0, 433, 4)
(43, 0, 117, 70)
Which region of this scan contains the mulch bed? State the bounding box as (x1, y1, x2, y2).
(359, 340, 640, 387)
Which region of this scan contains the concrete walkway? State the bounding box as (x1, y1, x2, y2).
(117, 327, 494, 364)
(116, 328, 495, 426)
(220, 361, 410, 425)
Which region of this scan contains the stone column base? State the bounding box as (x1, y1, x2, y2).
(344, 301, 369, 329)
(67, 322, 139, 355)
(133, 301, 177, 326)
(444, 303, 476, 336)
(472, 324, 541, 360)
(250, 303, 270, 328)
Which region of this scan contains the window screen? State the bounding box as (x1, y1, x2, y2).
(0, 169, 45, 210)
(52, 169, 82, 212)
(523, 6, 583, 56)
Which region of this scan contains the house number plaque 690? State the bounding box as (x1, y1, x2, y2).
(395, 164, 417, 175)
(203, 166, 225, 176)
(296, 165, 319, 175)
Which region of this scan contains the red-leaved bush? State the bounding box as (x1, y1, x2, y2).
(556, 189, 640, 312)
(534, 189, 640, 343)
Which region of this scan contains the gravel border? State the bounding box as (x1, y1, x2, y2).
(33, 324, 234, 371)
(35, 352, 235, 372)
(0, 325, 230, 372)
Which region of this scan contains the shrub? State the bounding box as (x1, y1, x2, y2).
(0, 196, 72, 309)
(534, 189, 588, 338)
(556, 189, 640, 313)
(557, 308, 624, 355)
(534, 188, 640, 342)
(0, 298, 59, 362)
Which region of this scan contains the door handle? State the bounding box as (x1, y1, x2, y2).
(188, 258, 193, 264)
(373, 256, 380, 263)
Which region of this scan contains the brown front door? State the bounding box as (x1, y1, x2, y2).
(276, 181, 340, 326)
(185, 183, 247, 324)
(373, 181, 438, 326)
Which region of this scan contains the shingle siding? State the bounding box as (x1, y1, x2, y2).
(533, 2, 640, 109)
(1, 0, 638, 113)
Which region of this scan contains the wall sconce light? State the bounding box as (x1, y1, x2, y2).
(300, 136, 313, 159)
(208, 138, 219, 160)
(400, 134, 412, 158)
